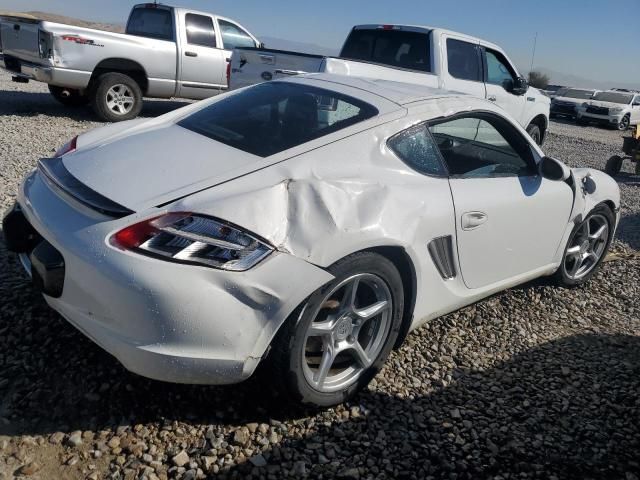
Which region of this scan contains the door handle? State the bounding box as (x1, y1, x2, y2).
(274, 69, 307, 76)
(461, 211, 488, 230)
(185, 51, 198, 57)
(488, 95, 497, 102)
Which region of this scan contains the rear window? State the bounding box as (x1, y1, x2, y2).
(178, 82, 378, 157)
(126, 7, 174, 41)
(341, 28, 431, 72)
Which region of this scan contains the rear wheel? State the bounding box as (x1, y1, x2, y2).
(526, 123, 542, 145)
(554, 205, 614, 287)
(265, 252, 405, 407)
(48, 85, 88, 106)
(90, 72, 143, 122)
(604, 155, 623, 176)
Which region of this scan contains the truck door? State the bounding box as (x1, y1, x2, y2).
(177, 12, 226, 100)
(440, 35, 486, 100)
(481, 47, 526, 125)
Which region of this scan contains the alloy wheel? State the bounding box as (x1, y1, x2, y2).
(106, 84, 135, 116)
(563, 214, 609, 280)
(302, 273, 392, 393)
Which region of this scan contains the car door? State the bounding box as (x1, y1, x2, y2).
(441, 35, 486, 100)
(177, 12, 226, 99)
(482, 47, 526, 125)
(428, 112, 573, 289)
(217, 18, 258, 87)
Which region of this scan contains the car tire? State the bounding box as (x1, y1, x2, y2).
(48, 85, 89, 106)
(604, 155, 623, 176)
(264, 251, 405, 408)
(553, 204, 614, 288)
(526, 123, 542, 145)
(617, 115, 630, 131)
(90, 72, 143, 122)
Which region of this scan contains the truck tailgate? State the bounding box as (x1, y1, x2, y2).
(0, 17, 46, 65)
(322, 57, 440, 89)
(229, 47, 324, 90)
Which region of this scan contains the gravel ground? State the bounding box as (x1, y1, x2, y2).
(0, 70, 638, 480)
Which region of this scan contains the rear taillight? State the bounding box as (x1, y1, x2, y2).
(226, 62, 231, 85)
(111, 213, 273, 271)
(54, 136, 77, 157)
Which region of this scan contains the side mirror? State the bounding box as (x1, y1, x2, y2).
(501, 78, 514, 93)
(539, 156, 570, 181)
(511, 77, 528, 96)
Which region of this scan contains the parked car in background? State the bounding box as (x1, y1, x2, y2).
(545, 84, 567, 98)
(3, 74, 619, 407)
(550, 88, 597, 119)
(0, 4, 260, 121)
(229, 24, 550, 144)
(576, 90, 640, 130)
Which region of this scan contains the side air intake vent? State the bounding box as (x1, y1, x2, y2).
(428, 235, 456, 279)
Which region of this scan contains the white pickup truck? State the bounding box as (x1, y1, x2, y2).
(0, 4, 260, 121)
(230, 25, 550, 144)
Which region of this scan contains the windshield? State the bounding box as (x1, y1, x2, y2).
(561, 89, 594, 100)
(341, 28, 431, 72)
(178, 82, 379, 157)
(126, 7, 174, 41)
(592, 92, 633, 104)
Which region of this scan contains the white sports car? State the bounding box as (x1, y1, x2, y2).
(3, 74, 620, 407)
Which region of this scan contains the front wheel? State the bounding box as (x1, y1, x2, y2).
(90, 72, 143, 122)
(617, 115, 630, 131)
(526, 123, 542, 145)
(554, 205, 614, 287)
(265, 252, 405, 408)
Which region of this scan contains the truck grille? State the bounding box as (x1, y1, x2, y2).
(586, 106, 609, 115)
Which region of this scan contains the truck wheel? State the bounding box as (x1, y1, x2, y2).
(48, 85, 89, 106)
(526, 123, 542, 145)
(604, 155, 623, 176)
(91, 73, 143, 122)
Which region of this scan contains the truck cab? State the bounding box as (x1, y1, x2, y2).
(230, 24, 550, 144)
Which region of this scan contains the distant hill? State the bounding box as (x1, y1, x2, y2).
(534, 67, 639, 92)
(0, 10, 123, 33)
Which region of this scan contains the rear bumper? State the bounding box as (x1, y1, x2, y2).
(5, 169, 333, 385)
(0, 54, 91, 89)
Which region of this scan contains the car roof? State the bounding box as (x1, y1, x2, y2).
(287, 73, 464, 106)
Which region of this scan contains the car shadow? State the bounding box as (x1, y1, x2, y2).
(0, 89, 191, 121)
(2, 221, 640, 478)
(616, 212, 640, 251)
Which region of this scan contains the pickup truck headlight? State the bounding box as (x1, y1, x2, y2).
(111, 213, 273, 271)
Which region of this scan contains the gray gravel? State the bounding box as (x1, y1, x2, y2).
(0, 70, 638, 480)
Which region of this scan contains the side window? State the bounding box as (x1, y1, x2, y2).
(218, 19, 256, 50)
(485, 49, 516, 88)
(429, 115, 536, 178)
(446, 39, 481, 82)
(388, 124, 447, 176)
(185, 14, 216, 48)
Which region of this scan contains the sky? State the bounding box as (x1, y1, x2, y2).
(1, 0, 639, 87)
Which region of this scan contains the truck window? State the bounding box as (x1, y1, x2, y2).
(341, 29, 431, 72)
(186, 14, 217, 48)
(446, 39, 481, 82)
(178, 82, 378, 157)
(126, 7, 174, 41)
(218, 19, 256, 50)
(484, 49, 515, 87)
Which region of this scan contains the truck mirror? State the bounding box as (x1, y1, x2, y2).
(511, 77, 528, 96)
